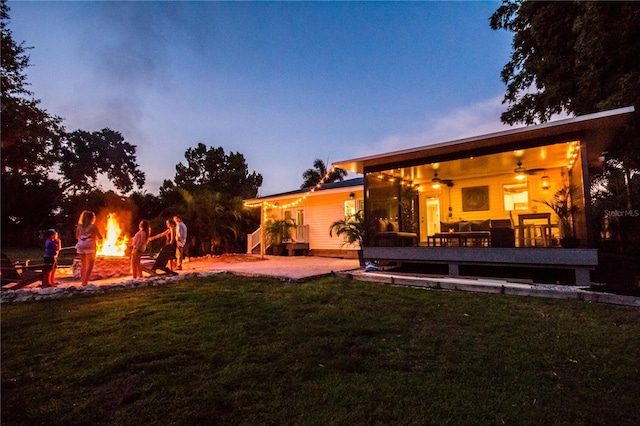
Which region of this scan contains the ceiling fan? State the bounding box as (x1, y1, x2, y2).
(514, 160, 546, 180)
(432, 171, 454, 188)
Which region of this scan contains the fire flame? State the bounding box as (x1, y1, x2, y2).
(97, 213, 129, 257)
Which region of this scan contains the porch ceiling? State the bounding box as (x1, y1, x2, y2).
(392, 142, 573, 184)
(334, 107, 634, 175)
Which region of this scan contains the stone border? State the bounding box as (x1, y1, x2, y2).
(0, 266, 338, 304)
(342, 271, 640, 308)
(0, 271, 224, 303)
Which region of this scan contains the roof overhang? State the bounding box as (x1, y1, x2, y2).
(333, 107, 635, 174)
(244, 177, 363, 204)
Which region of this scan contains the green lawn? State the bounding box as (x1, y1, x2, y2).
(2, 275, 639, 425)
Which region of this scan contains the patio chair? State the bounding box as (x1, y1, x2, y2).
(141, 245, 179, 277)
(1, 252, 44, 290)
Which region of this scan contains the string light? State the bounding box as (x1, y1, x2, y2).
(244, 167, 416, 211)
(244, 165, 345, 210)
(567, 141, 580, 170)
(374, 171, 415, 188)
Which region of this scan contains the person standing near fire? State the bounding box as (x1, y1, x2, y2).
(149, 218, 177, 270)
(173, 215, 187, 270)
(75, 210, 103, 287)
(131, 220, 150, 279)
(42, 229, 61, 287)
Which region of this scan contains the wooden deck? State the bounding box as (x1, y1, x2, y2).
(363, 246, 598, 286)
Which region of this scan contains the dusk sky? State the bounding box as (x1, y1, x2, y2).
(9, 0, 520, 197)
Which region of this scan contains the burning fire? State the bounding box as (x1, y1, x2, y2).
(97, 213, 129, 257)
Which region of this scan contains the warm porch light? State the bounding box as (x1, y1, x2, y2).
(541, 174, 550, 190)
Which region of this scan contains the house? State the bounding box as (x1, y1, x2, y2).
(244, 177, 364, 258)
(332, 106, 635, 286)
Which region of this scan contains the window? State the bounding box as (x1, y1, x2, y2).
(344, 199, 363, 218)
(503, 183, 529, 211)
(284, 209, 304, 226)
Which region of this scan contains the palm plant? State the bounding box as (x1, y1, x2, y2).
(265, 219, 296, 246)
(329, 210, 365, 249)
(538, 184, 582, 241)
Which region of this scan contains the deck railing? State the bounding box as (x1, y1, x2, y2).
(246, 225, 310, 254)
(247, 226, 262, 254)
(292, 225, 309, 244)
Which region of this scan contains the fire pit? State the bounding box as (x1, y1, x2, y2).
(72, 256, 131, 280)
(72, 212, 131, 280)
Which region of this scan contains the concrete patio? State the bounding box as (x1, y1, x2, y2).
(2, 254, 638, 307)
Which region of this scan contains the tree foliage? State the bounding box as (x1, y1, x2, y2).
(491, 0, 640, 256)
(160, 144, 263, 254)
(490, 0, 640, 125)
(2, 2, 145, 195)
(58, 128, 145, 194)
(301, 158, 348, 189)
(1, 0, 63, 183)
(1, 2, 148, 246)
(174, 143, 263, 199)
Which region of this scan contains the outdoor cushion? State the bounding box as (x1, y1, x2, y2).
(470, 219, 491, 231)
(441, 221, 460, 232)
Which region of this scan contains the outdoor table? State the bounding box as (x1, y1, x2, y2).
(428, 231, 491, 247)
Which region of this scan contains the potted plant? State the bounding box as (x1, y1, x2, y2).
(537, 184, 582, 248)
(265, 219, 296, 256)
(329, 210, 366, 266)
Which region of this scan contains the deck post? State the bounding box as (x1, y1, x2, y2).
(575, 267, 591, 287)
(448, 263, 459, 276)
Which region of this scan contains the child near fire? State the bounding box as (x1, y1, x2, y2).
(42, 229, 61, 287)
(75, 210, 104, 287)
(131, 220, 150, 279)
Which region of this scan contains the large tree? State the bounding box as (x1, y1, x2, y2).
(2, 0, 64, 245)
(160, 143, 262, 254)
(1, 0, 63, 182)
(58, 128, 145, 195)
(301, 158, 348, 189)
(491, 0, 640, 255)
(490, 0, 640, 125)
(173, 143, 262, 199)
(1, 1, 146, 246)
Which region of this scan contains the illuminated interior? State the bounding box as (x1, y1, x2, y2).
(364, 140, 586, 247)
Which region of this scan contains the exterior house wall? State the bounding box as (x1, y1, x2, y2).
(246, 182, 364, 257)
(305, 192, 356, 250)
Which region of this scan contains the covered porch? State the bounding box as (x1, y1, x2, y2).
(334, 107, 634, 285)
